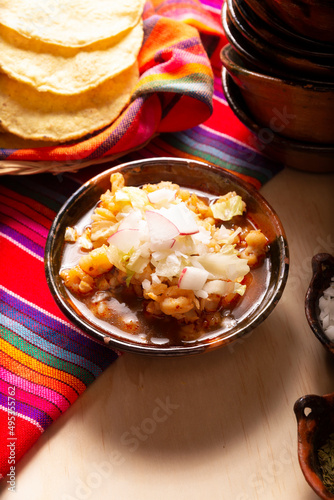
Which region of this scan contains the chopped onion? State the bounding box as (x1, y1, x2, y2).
(65, 226, 78, 242)
(78, 232, 93, 250)
(203, 280, 234, 296)
(319, 278, 334, 341)
(178, 266, 209, 291)
(118, 209, 143, 230)
(147, 188, 176, 205)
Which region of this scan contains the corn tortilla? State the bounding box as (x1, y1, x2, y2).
(0, 63, 139, 142)
(0, 131, 59, 148)
(0, 22, 143, 95)
(0, 0, 145, 47)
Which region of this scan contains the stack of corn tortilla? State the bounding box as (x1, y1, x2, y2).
(0, 0, 145, 147)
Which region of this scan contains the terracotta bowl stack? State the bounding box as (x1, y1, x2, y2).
(220, 0, 334, 172)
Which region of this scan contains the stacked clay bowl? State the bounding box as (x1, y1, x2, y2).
(220, 0, 334, 172)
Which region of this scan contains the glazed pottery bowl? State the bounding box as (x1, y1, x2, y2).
(44, 157, 289, 356)
(265, 0, 334, 44)
(222, 2, 334, 81)
(228, 0, 334, 77)
(220, 43, 334, 144)
(294, 393, 334, 499)
(242, 0, 334, 45)
(221, 68, 334, 172)
(305, 253, 334, 356)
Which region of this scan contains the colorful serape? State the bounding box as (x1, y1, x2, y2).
(0, 0, 283, 481)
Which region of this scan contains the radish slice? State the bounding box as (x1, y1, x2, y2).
(145, 210, 180, 241)
(178, 266, 209, 291)
(147, 188, 176, 204)
(160, 204, 199, 235)
(108, 228, 141, 253)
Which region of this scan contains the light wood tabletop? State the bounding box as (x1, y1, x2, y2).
(1, 166, 333, 500)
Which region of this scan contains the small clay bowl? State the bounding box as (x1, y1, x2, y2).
(305, 253, 334, 356)
(220, 41, 334, 144)
(265, 0, 334, 44)
(242, 0, 334, 46)
(222, 2, 334, 81)
(221, 67, 334, 172)
(294, 393, 334, 499)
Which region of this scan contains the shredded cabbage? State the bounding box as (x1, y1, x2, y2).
(194, 252, 250, 281)
(211, 195, 245, 221)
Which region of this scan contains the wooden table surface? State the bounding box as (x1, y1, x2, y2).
(1, 166, 333, 500)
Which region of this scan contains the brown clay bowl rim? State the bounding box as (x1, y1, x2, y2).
(221, 4, 334, 85)
(241, 0, 334, 49)
(294, 392, 334, 499)
(44, 157, 289, 357)
(305, 253, 334, 356)
(221, 3, 334, 85)
(263, 0, 334, 45)
(234, 0, 334, 56)
(226, 0, 334, 60)
(221, 66, 334, 154)
(220, 42, 334, 91)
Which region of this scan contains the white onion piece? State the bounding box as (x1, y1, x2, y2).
(108, 228, 142, 253)
(326, 325, 334, 341)
(203, 280, 234, 296)
(118, 209, 142, 230)
(147, 188, 176, 204)
(150, 238, 175, 252)
(65, 226, 78, 242)
(195, 290, 209, 299)
(178, 266, 209, 291)
(215, 225, 231, 239)
(319, 278, 334, 340)
(78, 233, 93, 250)
(191, 226, 211, 244)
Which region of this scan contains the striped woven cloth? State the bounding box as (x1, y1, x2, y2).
(0, 0, 283, 480)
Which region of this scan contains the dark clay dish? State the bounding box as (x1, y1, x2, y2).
(222, 2, 334, 81)
(305, 253, 334, 356)
(241, 0, 334, 46)
(294, 393, 334, 499)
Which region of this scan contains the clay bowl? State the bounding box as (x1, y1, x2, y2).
(265, 0, 334, 44)
(221, 67, 334, 172)
(294, 392, 334, 499)
(220, 42, 334, 144)
(44, 157, 289, 356)
(242, 0, 334, 46)
(222, 2, 334, 81)
(305, 253, 334, 356)
(232, 0, 334, 60)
